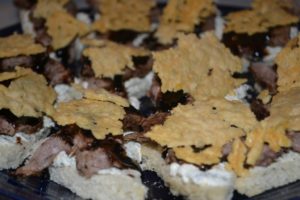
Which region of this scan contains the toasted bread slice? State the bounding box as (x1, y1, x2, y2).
(0, 116, 53, 170)
(139, 144, 235, 200)
(235, 151, 300, 197)
(49, 151, 148, 200)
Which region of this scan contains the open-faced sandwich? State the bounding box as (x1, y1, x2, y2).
(0, 34, 56, 170)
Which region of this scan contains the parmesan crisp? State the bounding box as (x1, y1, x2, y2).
(83, 88, 129, 107)
(92, 0, 155, 32)
(152, 32, 242, 100)
(224, 87, 300, 176)
(0, 34, 45, 58)
(227, 138, 248, 177)
(225, 0, 298, 35)
(83, 41, 149, 78)
(244, 122, 291, 167)
(240, 87, 300, 168)
(268, 87, 300, 131)
(0, 67, 32, 82)
(0, 70, 56, 117)
(52, 99, 125, 139)
(173, 146, 222, 165)
(155, 0, 215, 44)
(33, 0, 69, 19)
(146, 99, 256, 148)
(276, 35, 300, 92)
(80, 38, 106, 47)
(46, 11, 90, 50)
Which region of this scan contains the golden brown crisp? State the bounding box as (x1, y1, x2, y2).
(239, 87, 300, 169)
(244, 122, 291, 168)
(225, 0, 298, 35)
(83, 88, 129, 107)
(0, 70, 56, 117)
(152, 32, 242, 100)
(268, 87, 300, 131)
(146, 99, 256, 148)
(83, 41, 149, 78)
(0, 34, 45, 58)
(227, 138, 248, 177)
(0, 67, 32, 82)
(52, 99, 125, 139)
(33, 0, 69, 18)
(46, 11, 90, 50)
(92, 0, 155, 32)
(155, 0, 215, 44)
(276, 35, 300, 92)
(173, 146, 222, 165)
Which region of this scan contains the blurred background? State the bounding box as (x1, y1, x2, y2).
(0, 0, 252, 29)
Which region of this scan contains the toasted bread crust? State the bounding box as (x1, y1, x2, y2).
(235, 151, 300, 196)
(140, 145, 235, 200)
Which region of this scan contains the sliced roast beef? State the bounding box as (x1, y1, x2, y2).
(147, 75, 162, 104)
(28, 13, 51, 47)
(222, 142, 233, 157)
(35, 29, 52, 47)
(123, 132, 151, 143)
(0, 110, 43, 136)
(43, 59, 72, 85)
(15, 119, 43, 135)
(195, 15, 215, 35)
(291, 133, 300, 152)
(163, 148, 178, 164)
(254, 132, 300, 167)
(0, 56, 33, 72)
(287, 131, 300, 152)
(76, 147, 115, 178)
(123, 112, 145, 132)
(81, 59, 95, 77)
(123, 111, 169, 133)
(255, 144, 280, 167)
(250, 62, 277, 94)
(76, 139, 138, 178)
(268, 26, 291, 47)
(14, 124, 140, 178)
(82, 76, 127, 97)
(147, 75, 194, 111)
(15, 136, 71, 176)
(85, 77, 114, 90)
(0, 116, 15, 136)
(15, 125, 93, 176)
(250, 99, 270, 121)
(30, 15, 46, 31)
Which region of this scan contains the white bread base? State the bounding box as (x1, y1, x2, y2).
(236, 151, 300, 197)
(0, 129, 50, 170)
(140, 145, 235, 200)
(49, 152, 147, 200)
(0, 136, 28, 170)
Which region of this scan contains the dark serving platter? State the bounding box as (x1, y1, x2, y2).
(1, 4, 300, 200)
(0, 168, 300, 200)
